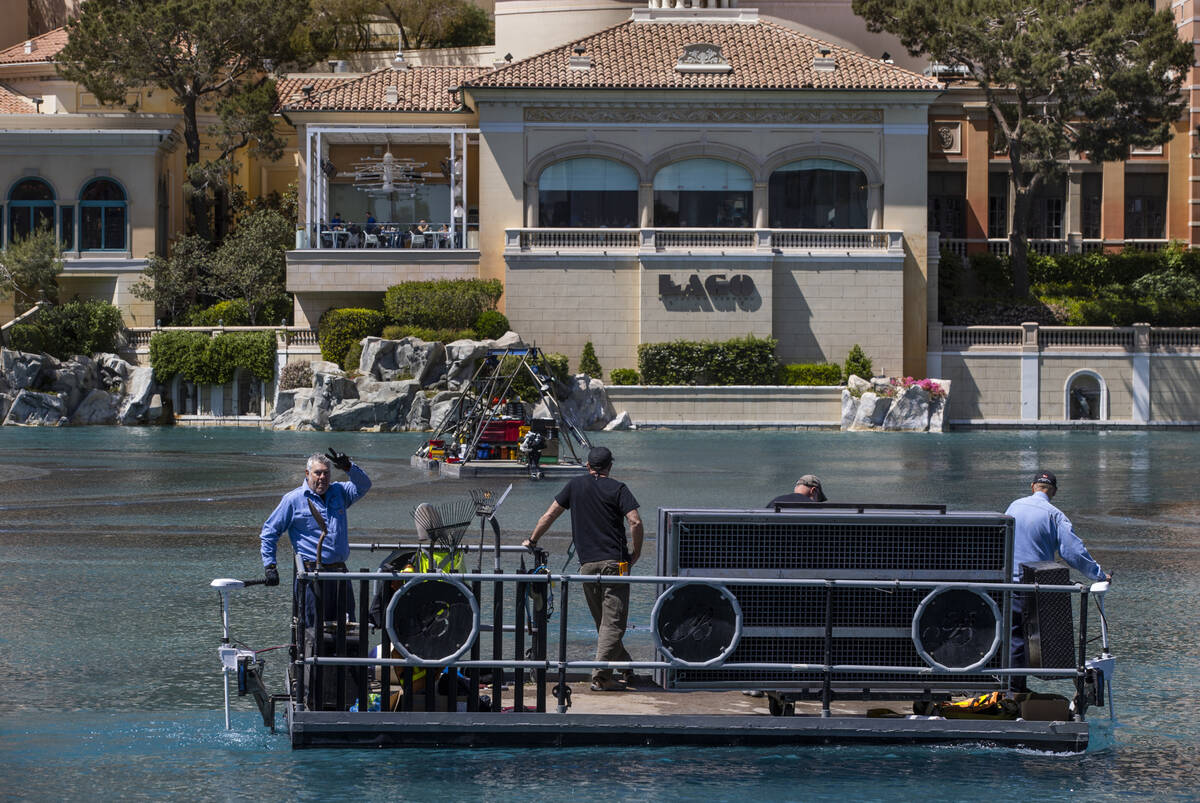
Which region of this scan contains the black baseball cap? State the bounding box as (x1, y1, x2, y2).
(587, 446, 613, 470)
(1032, 470, 1057, 489)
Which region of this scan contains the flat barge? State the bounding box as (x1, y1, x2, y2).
(213, 503, 1114, 753)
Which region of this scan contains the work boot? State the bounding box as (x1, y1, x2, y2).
(589, 676, 625, 692)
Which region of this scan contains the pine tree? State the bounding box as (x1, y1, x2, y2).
(579, 341, 602, 378)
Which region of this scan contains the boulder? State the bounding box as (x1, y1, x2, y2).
(882, 385, 931, 431)
(48, 355, 99, 413)
(559, 374, 615, 430)
(603, 410, 634, 431)
(846, 374, 872, 395)
(393, 338, 446, 386)
(328, 395, 413, 432)
(0, 391, 11, 421)
(840, 390, 859, 430)
(271, 388, 328, 431)
(406, 393, 432, 431)
(117, 366, 157, 424)
(928, 379, 951, 433)
(428, 390, 462, 431)
(358, 337, 397, 379)
(444, 339, 490, 388)
(314, 364, 358, 404)
(2, 389, 68, 426)
(70, 388, 120, 425)
(870, 377, 892, 395)
(0, 348, 47, 393)
(96, 353, 133, 389)
(490, 331, 526, 351)
(848, 392, 890, 431)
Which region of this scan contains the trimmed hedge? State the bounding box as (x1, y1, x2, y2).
(610, 368, 640, 385)
(637, 335, 778, 385)
(149, 330, 275, 384)
(473, 309, 510, 340)
(318, 308, 387, 369)
(186, 297, 291, 327)
(380, 324, 476, 343)
(779, 362, 842, 386)
(578, 341, 602, 377)
(383, 278, 503, 331)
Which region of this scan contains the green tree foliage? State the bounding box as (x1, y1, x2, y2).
(150, 330, 275, 384)
(578, 341, 602, 378)
(57, 0, 324, 240)
(843, 344, 873, 382)
(207, 206, 291, 324)
(381, 324, 475, 342)
(383, 278, 503, 331)
(0, 228, 62, 312)
(132, 237, 211, 325)
(852, 0, 1191, 296)
(609, 368, 640, 385)
(315, 0, 494, 52)
(13, 300, 126, 360)
(318, 308, 387, 368)
(637, 335, 778, 385)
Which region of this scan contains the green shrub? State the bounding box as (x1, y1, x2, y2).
(23, 300, 126, 359)
(278, 361, 314, 390)
(610, 368, 640, 385)
(149, 330, 275, 384)
(188, 299, 250, 326)
(578, 341, 602, 377)
(383, 278, 503, 331)
(343, 340, 365, 373)
(381, 324, 476, 343)
(472, 309, 510, 340)
(843, 344, 873, 383)
(637, 335, 778, 385)
(779, 362, 842, 386)
(6, 323, 45, 355)
(318, 308, 387, 369)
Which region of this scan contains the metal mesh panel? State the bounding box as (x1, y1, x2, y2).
(732, 585, 930, 628)
(677, 520, 1006, 574)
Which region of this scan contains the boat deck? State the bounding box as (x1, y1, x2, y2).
(287, 677, 1090, 752)
(410, 455, 587, 478)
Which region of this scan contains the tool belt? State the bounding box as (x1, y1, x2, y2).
(302, 560, 348, 572)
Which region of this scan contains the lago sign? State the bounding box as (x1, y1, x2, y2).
(658, 273, 760, 311)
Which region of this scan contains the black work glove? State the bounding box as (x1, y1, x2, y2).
(264, 564, 279, 586)
(326, 447, 352, 472)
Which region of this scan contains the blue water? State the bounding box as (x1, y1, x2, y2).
(1, 428, 1198, 801)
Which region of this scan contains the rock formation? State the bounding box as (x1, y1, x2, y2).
(840, 375, 952, 433)
(0, 348, 159, 427)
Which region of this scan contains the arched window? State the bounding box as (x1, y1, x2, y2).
(653, 158, 751, 227)
(769, 159, 868, 228)
(79, 178, 127, 250)
(7, 178, 56, 241)
(538, 158, 638, 227)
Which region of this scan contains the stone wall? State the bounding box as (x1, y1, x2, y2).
(604, 385, 842, 427)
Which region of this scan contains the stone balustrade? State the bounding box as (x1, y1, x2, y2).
(505, 227, 903, 254)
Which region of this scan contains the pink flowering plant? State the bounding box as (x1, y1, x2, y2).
(885, 376, 946, 400)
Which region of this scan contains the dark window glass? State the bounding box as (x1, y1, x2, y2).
(79, 179, 127, 250)
(7, 178, 56, 241)
(1125, 172, 1166, 240)
(1028, 176, 1066, 240)
(59, 205, 74, 250)
(1081, 173, 1102, 240)
(538, 158, 638, 227)
(769, 159, 868, 228)
(9, 178, 54, 202)
(653, 158, 752, 227)
(987, 172, 1008, 239)
(928, 171, 966, 239)
(81, 179, 125, 202)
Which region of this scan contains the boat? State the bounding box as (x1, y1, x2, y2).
(409, 346, 591, 478)
(211, 500, 1114, 753)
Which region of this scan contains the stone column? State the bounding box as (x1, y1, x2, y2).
(1020, 321, 1039, 420)
(926, 321, 943, 379)
(1067, 169, 1083, 248)
(752, 181, 768, 228)
(1132, 322, 1151, 424)
(1101, 161, 1125, 251)
(867, 183, 882, 230)
(963, 104, 990, 251)
(638, 182, 654, 228)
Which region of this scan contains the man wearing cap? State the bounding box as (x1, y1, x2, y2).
(767, 474, 828, 506)
(1005, 470, 1109, 691)
(523, 446, 643, 691)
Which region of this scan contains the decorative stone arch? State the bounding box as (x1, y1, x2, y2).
(525, 143, 646, 226)
(1064, 369, 1107, 421)
(762, 143, 883, 229)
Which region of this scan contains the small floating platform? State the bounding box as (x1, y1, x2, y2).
(287, 681, 1090, 752)
(410, 455, 587, 479)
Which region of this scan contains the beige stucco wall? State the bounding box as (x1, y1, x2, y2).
(939, 353, 1022, 420)
(1039, 356, 1134, 421)
(604, 384, 842, 425)
(1150, 358, 1200, 421)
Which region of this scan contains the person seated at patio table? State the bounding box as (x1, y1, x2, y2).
(365, 214, 377, 234)
(331, 212, 343, 227)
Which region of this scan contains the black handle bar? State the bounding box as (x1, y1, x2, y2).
(241, 578, 269, 587)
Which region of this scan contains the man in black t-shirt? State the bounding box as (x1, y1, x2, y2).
(523, 446, 643, 691)
(766, 474, 827, 507)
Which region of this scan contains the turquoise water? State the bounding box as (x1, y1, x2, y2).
(1, 427, 1198, 801)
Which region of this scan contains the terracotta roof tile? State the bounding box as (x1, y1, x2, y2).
(280, 65, 491, 113)
(0, 82, 37, 113)
(0, 27, 68, 65)
(465, 16, 938, 92)
(274, 75, 357, 110)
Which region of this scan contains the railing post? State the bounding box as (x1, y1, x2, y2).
(1020, 322, 1040, 420)
(821, 580, 833, 718)
(755, 228, 773, 253)
(640, 227, 656, 253)
(556, 577, 570, 713)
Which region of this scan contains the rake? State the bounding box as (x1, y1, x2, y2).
(411, 499, 476, 572)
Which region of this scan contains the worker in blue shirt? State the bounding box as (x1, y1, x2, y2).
(1005, 470, 1109, 691)
(261, 448, 372, 627)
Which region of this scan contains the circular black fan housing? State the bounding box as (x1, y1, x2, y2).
(385, 577, 479, 664)
(652, 582, 742, 666)
(912, 586, 1001, 672)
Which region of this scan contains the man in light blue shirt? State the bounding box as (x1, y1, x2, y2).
(1005, 470, 1109, 691)
(261, 449, 372, 626)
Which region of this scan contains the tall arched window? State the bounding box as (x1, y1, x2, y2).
(7, 178, 56, 241)
(538, 157, 638, 227)
(769, 159, 868, 228)
(653, 158, 752, 227)
(79, 178, 127, 250)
